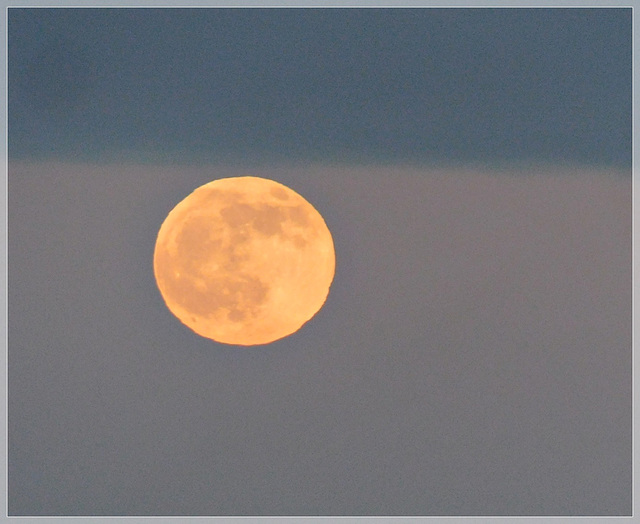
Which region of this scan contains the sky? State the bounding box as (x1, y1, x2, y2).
(7, 7, 632, 517)
(8, 7, 631, 167)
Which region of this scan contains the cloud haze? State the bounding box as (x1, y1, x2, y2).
(8, 162, 630, 515)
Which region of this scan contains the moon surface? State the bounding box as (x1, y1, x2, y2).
(153, 176, 336, 345)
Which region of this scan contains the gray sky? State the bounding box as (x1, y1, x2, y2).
(9, 7, 631, 167)
(8, 7, 631, 517)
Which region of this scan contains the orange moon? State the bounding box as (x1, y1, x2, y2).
(153, 176, 336, 345)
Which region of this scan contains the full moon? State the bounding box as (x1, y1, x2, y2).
(153, 176, 336, 345)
